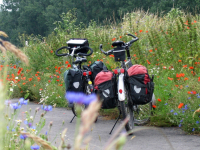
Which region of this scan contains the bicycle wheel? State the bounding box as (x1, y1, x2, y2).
(119, 85, 134, 132)
(133, 101, 152, 126)
(71, 83, 91, 117)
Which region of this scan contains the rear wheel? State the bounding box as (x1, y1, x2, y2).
(133, 101, 152, 126)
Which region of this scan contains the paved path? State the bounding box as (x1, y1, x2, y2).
(11, 99, 200, 150)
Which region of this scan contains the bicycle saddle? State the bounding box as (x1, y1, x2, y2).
(112, 41, 125, 47)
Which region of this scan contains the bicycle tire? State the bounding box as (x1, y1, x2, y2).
(133, 101, 152, 126)
(71, 83, 91, 117)
(119, 85, 134, 132)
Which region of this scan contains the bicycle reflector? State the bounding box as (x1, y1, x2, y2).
(120, 69, 125, 73)
(119, 89, 123, 93)
(83, 72, 87, 76)
(88, 71, 92, 75)
(114, 69, 118, 74)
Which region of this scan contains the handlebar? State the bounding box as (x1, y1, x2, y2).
(55, 46, 93, 57)
(77, 46, 93, 56)
(55, 46, 69, 57)
(126, 33, 139, 45)
(99, 33, 139, 56)
(99, 44, 114, 55)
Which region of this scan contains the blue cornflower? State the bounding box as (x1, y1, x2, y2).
(192, 128, 195, 132)
(174, 112, 178, 115)
(179, 124, 182, 127)
(10, 103, 21, 110)
(196, 121, 199, 124)
(41, 105, 52, 112)
(185, 85, 189, 87)
(45, 131, 48, 135)
(170, 109, 174, 112)
(188, 97, 191, 99)
(165, 103, 168, 105)
(180, 120, 183, 122)
(20, 134, 27, 140)
(31, 145, 40, 150)
(7, 126, 9, 130)
(65, 92, 97, 105)
(197, 96, 200, 98)
(182, 111, 185, 113)
(19, 98, 28, 105)
(184, 105, 188, 110)
(24, 120, 32, 128)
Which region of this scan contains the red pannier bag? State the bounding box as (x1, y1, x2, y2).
(127, 65, 154, 105)
(94, 70, 117, 109)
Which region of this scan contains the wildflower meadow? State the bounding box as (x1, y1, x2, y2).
(1, 8, 200, 149)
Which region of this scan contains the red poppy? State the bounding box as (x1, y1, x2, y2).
(50, 50, 53, 53)
(152, 105, 156, 108)
(146, 60, 151, 65)
(178, 60, 182, 62)
(139, 30, 143, 33)
(35, 74, 38, 76)
(189, 66, 194, 69)
(194, 20, 197, 23)
(146, 31, 148, 33)
(65, 61, 69, 64)
(112, 38, 116, 41)
(149, 49, 153, 52)
(184, 77, 188, 81)
(119, 36, 122, 38)
(168, 77, 173, 80)
(67, 64, 71, 68)
(157, 99, 161, 102)
(178, 103, 184, 109)
(48, 80, 51, 83)
(183, 65, 187, 68)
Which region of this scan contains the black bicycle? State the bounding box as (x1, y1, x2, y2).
(55, 38, 94, 122)
(98, 34, 154, 133)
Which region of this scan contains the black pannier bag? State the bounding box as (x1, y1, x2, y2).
(127, 65, 154, 105)
(94, 70, 117, 109)
(64, 68, 83, 92)
(89, 61, 107, 83)
(67, 38, 89, 54)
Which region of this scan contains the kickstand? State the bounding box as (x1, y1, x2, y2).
(70, 115, 76, 123)
(109, 105, 121, 134)
(109, 114, 121, 134)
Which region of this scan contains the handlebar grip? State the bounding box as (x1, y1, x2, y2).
(55, 46, 69, 57)
(99, 44, 114, 55)
(99, 44, 108, 55)
(127, 33, 139, 44)
(77, 46, 93, 56)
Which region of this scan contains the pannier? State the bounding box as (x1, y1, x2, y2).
(64, 68, 83, 92)
(67, 38, 89, 54)
(94, 70, 117, 109)
(127, 65, 154, 105)
(89, 61, 107, 83)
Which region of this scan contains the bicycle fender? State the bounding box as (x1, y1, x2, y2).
(118, 73, 125, 101)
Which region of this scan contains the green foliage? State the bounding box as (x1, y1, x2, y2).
(2, 10, 200, 134)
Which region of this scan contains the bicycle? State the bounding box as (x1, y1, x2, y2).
(98, 33, 154, 133)
(55, 38, 94, 122)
